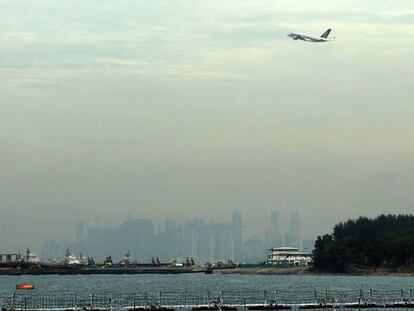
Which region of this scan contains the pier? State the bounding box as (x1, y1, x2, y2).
(1, 289, 414, 311)
(0, 266, 210, 276)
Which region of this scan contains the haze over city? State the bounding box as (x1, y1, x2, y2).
(1, 0, 414, 254)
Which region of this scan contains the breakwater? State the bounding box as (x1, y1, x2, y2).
(0, 267, 210, 276)
(1, 289, 414, 311)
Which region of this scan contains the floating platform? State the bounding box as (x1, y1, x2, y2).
(1, 289, 414, 311)
(248, 305, 291, 310)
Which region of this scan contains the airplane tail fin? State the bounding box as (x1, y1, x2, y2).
(320, 29, 331, 38)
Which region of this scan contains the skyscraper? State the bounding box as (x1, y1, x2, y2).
(183, 218, 213, 263)
(158, 219, 184, 260)
(242, 236, 265, 263)
(183, 213, 242, 263)
(288, 211, 301, 249)
(74, 221, 85, 255)
(232, 211, 242, 262)
(211, 223, 233, 261)
(41, 239, 64, 261)
(84, 218, 156, 261)
(266, 210, 283, 248)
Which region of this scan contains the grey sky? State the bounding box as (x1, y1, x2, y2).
(1, 0, 414, 252)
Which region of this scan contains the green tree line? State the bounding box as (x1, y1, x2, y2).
(313, 214, 414, 272)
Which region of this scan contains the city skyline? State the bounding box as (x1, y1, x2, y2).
(40, 210, 311, 264)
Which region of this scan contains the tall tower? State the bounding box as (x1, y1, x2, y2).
(289, 211, 301, 249)
(75, 221, 85, 254)
(232, 211, 242, 262)
(265, 211, 283, 248)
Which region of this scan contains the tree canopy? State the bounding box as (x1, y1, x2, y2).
(313, 214, 414, 272)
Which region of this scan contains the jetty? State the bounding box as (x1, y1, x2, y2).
(1, 289, 414, 311)
(0, 266, 210, 275)
(0, 250, 232, 275)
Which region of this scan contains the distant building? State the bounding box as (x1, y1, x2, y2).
(242, 236, 265, 263)
(284, 211, 301, 249)
(265, 210, 283, 249)
(267, 246, 312, 267)
(232, 211, 242, 262)
(85, 218, 156, 261)
(42, 239, 64, 261)
(188, 218, 213, 263)
(158, 219, 183, 261)
(74, 221, 86, 255)
(57, 212, 242, 264)
(183, 212, 243, 264)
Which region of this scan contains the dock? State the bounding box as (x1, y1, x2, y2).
(0, 266, 209, 275)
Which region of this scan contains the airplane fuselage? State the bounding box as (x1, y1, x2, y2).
(287, 32, 329, 42)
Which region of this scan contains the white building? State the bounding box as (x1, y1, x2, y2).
(267, 247, 312, 267)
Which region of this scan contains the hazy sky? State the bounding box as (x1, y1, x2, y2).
(1, 0, 414, 252)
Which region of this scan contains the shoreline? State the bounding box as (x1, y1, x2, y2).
(213, 267, 414, 276)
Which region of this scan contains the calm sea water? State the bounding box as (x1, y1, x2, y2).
(0, 274, 413, 295)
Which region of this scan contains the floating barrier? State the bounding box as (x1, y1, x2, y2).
(0, 289, 413, 311)
(386, 304, 414, 309)
(248, 305, 291, 310)
(344, 303, 379, 309)
(298, 304, 334, 309)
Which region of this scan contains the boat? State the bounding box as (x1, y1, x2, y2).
(16, 282, 35, 290)
(19, 249, 40, 263)
(64, 249, 81, 265)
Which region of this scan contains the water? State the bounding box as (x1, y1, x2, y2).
(1, 274, 413, 294)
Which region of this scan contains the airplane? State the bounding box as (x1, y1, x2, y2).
(287, 29, 333, 42)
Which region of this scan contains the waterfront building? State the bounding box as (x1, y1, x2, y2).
(0, 253, 19, 262)
(0, 249, 40, 264)
(267, 246, 312, 267)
